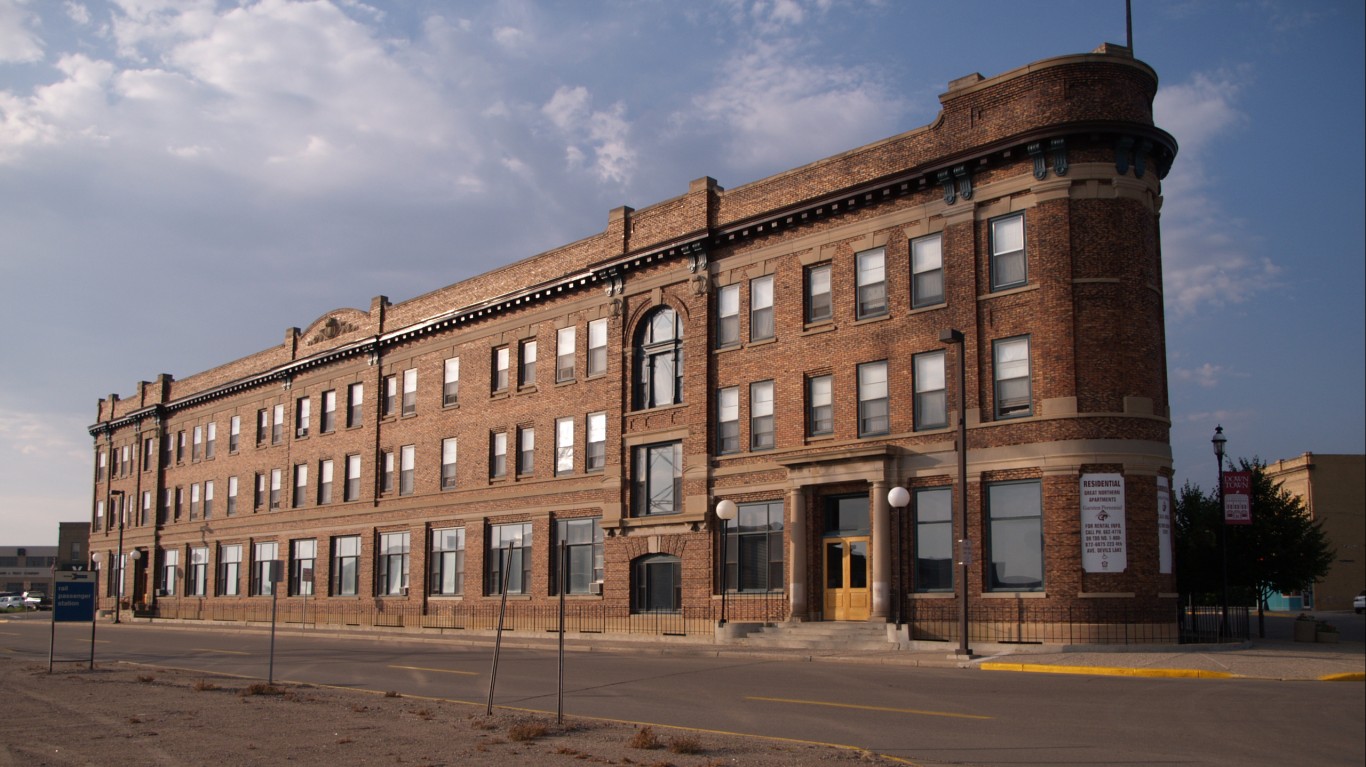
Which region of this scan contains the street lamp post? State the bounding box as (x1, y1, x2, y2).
(715, 499, 738, 627)
(1212, 425, 1229, 639)
(109, 489, 125, 623)
(941, 328, 972, 658)
(887, 487, 910, 628)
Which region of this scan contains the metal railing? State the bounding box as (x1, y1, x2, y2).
(901, 600, 1245, 645)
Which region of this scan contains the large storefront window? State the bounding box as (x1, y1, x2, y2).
(987, 480, 1044, 591)
(724, 501, 784, 592)
(486, 523, 532, 595)
(913, 488, 952, 592)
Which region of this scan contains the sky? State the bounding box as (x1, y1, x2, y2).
(1, 0, 1362, 546)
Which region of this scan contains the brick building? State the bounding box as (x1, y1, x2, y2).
(87, 44, 1181, 643)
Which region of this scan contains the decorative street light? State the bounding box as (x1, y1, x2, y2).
(1212, 425, 1230, 638)
(941, 328, 973, 658)
(887, 486, 910, 628)
(715, 499, 737, 627)
(109, 489, 125, 624)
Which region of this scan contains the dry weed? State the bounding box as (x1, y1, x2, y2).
(628, 726, 663, 750)
(507, 722, 548, 742)
(192, 679, 220, 692)
(667, 735, 703, 754)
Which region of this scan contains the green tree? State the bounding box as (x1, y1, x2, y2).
(1174, 459, 1334, 637)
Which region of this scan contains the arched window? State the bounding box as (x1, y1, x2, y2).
(631, 554, 681, 613)
(633, 307, 683, 409)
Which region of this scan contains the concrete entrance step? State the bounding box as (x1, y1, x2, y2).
(737, 621, 897, 651)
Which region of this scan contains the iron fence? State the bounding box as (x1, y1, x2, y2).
(901, 600, 1244, 645)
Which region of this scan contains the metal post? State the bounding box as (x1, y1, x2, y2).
(1213, 425, 1229, 639)
(941, 328, 972, 658)
(112, 491, 125, 624)
(486, 540, 514, 716)
(268, 583, 278, 685)
(557, 539, 567, 725)
(720, 517, 728, 626)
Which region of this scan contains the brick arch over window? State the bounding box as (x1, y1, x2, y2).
(632, 306, 684, 410)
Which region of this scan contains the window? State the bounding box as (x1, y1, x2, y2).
(586, 412, 606, 472)
(994, 336, 1032, 418)
(381, 450, 395, 494)
(914, 488, 953, 592)
(270, 467, 283, 509)
(750, 380, 775, 450)
(490, 432, 507, 479)
(331, 535, 360, 596)
(252, 541, 278, 596)
(382, 374, 397, 417)
(97, 450, 106, 481)
(161, 549, 179, 596)
(253, 473, 264, 510)
(717, 283, 740, 347)
(911, 233, 944, 307)
(632, 554, 680, 613)
(190, 482, 201, 520)
(202, 480, 214, 519)
(750, 275, 774, 341)
(296, 396, 310, 437)
(555, 417, 574, 475)
(493, 347, 510, 392)
(193, 425, 203, 460)
(176, 431, 185, 463)
(292, 464, 307, 508)
(429, 528, 464, 596)
(226, 476, 238, 516)
(634, 307, 683, 409)
(632, 441, 682, 517)
(256, 409, 268, 447)
(517, 427, 534, 476)
(347, 382, 363, 427)
(806, 264, 832, 323)
(443, 357, 460, 406)
(555, 518, 603, 594)
(401, 368, 417, 416)
(716, 387, 739, 454)
(914, 351, 947, 430)
(990, 213, 1026, 290)
(158, 491, 170, 524)
(587, 318, 608, 376)
(205, 422, 216, 458)
(556, 327, 576, 382)
(345, 454, 361, 501)
(188, 547, 208, 596)
(807, 375, 833, 436)
(290, 539, 316, 596)
(140, 490, 151, 525)
(858, 361, 890, 436)
(321, 390, 336, 433)
(987, 480, 1044, 591)
(856, 247, 887, 318)
(143, 437, 154, 470)
(399, 444, 415, 495)
(723, 500, 784, 592)
(217, 544, 242, 596)
(486, 522, 531, 595)
(272, 404, 284, 444)
(318, 459, 334, 504)
(441, 438, 458, 490)
(519, 340, 537, 387)
(377, 531, 410, 596)
(229, 415, 240, 452)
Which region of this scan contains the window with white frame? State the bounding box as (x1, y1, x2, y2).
(290, 539, 315, 596)
(443, 357, 460, 406)
(318, 459, 334, 504)
(911, 233, 944, 307)
(347, 382, 363, 427)
(556, 327, 576, 382)
(144, 436, 154, 470)
(226, 475, 238, 516)
(188, 547, 207, 596)
(217, 544, 242, 596)
(990, 212, 1026, 290)
(517, 427, 534, 476)
(750, 380, 775, 450)
(429, 528, 464, 596)
(634, 307, 683, 409)
(229, 415, 240, 452)
(377, 531, 410, 596)
(913, 351, 947, 430)
(192, 426, 202, 460)
(717, 283, 741, 347)
(381, 450, 394, 494)
(161, 548, 179, 596)
(490, 432, 507, 478)
(993, 336, 1032, 418)
(254, 474, 264, 510)
(401, 368, 417, 416)
(140, 490, 151, 525)
(555, 518, 603, 594)
(97, 450, 106, 481)
(493, 346, 510, 392)
(750, 275, 775, 340)
(987, 479, 1044, 591)
(486, 522, 532, 595)
(206, 421, 216, 458)
(441, 438, 458, 490)
(295, 396, 310, 437)
(632, 441, 682, 517)
(519, 340, 537, 387)
(176, 432, 185, 463)
(252, 541, 279, 596)
(272, 404, 284, 444)
(321, 390, 336, 433)
(331, 535, 360, 596)
(382, 374, 397, 417)
(399, 444, 415, 495)
(555, 417, 574, 475)
(856, 247, 887, 318)
(270, 467, 282, 509)
(722, 500, 784, 592)
(587, 318, 608, 376)
(345, 454, 361, 501)
(586, 412, 606, 471)
(292, 463, 308, 508)
(190, 482, 201, 520)
(257, 408, 268, 446)
(807, 374, 833, 436)
(913, 487, 953, 592)
(806, 263, 832, 323)
(202, 481, 213, 519)
(716, 386, 739, 454)
(858, 361, 890, 436)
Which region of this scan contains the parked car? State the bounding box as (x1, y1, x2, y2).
(1354, 590, 1365, 614)
(22, 591, 49, 610)
(0, 595, 25, 610)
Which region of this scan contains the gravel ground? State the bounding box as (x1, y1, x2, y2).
(1, 660, 895, 766)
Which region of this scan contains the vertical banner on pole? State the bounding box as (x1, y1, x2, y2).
(1157, 477, 1173, 574)
(1080, 473, 1127, 572)
(1222, 471, 1253, 524)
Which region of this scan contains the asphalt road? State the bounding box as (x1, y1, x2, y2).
(3, 615, 1362, 767)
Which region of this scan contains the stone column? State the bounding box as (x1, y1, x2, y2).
(786, 486, 807, 620)
(871, 480, 890, 620)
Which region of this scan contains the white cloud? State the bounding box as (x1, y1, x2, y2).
(541, 85, 636, 185)
(0, 0, 44, 63)
(1173, 362, 1224, 389)
(1155, 67, 1282, 316)
(64, 1, 91, 25)
(0, 405, 88, 463)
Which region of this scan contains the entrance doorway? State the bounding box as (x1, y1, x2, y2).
(823, 536, 870, 620)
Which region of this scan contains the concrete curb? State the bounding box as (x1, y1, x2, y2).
(978, 661, 1237, 679)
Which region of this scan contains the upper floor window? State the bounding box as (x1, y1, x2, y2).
(272, 404, 284, 444)
(381, 450, 395, 494)
(555, 417, 575, 475)
(993, 336, 1032, 418)
(717, 284, 740, 348)
(716, 386, 739, 454)
(292, 464, 308, 508)
(345, 454, 362, 501)
(805, 264, 832, 323)
(295, 397, 310, 438)
(750, 380, 775, 450)
(229, 415, 241, 452)
(205, 421, 216, 458)
(399, 444, 415, 495)
(318, 459, 334, 504)
(401, 368, 417, 416)
(911, 233, 944, 307)
(858, 361, 889, 436)
(517, 427, 534, 476)
(191, 425, 202, 460)
(347, 382, 364, 427)
(519, 340, 537, 388)
(493, 347, 510, 393)
(490, 431, 507, 479)
(913, 351, 947, 430)
(382, 374, 397, 417)
(632, 441, 682, 517)
(443, 357, 460, 406)
(807, 374, 833, 436)
(750, 275, 774, 341)
(990, 213, 1026, 291)
(321, 390, 336, 433)
(587, 319, 608, 376)
(634, 307, 683, 409)
(855, 247, 887, 318)
(256, 409, 268, 446)
(556, 327, 576, 383)
(441, 438, 458, 490)
(586, 412, 607, 472)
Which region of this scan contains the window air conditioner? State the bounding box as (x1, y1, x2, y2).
(589, 582, 602, 595)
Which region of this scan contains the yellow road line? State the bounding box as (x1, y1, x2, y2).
(745, 695, 992, 720)
(193, 647, 251, 655)
(388, 664, 478, 676)
(1318, 672, 1366, 682)
(979, 661, 1237, 679)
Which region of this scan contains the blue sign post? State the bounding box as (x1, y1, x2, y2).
(49, 571, 98, 672)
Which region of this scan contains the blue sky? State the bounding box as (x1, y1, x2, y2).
(1, 0, 1362, 545)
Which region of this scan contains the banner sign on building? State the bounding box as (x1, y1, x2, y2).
(1080, 473, 1127, 572)
(1157, 476, 1173, 574)
(1223, 471, 1252, 525)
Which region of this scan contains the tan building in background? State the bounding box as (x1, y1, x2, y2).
(1263, 453, 1365, 611)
